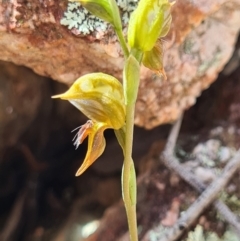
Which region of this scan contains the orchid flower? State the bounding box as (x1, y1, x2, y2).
(128, 0, 173, 78)
(52, 73, 125, 176)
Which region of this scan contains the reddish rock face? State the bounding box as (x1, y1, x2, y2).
(0, 0, 240, 128)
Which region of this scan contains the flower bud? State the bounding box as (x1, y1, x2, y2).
(142, 40, 167, 80)
(52, 73, 125, 130)
(128, 0, 173, 52)
(72, 0, 122, 30)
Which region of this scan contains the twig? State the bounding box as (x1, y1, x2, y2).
(158, 115, 240, 241)
(160, 149, 240, 241)
(162, 114, 208, 193)
(164, 155, 240, 231)
(0, 191, 27, 241)
(162, 115, 240, 235)
(164, 113, 183, 155)
(162, 155, 240, 235)
(214, 200, 240, 236)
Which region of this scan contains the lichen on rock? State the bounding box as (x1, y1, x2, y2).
(60, 0, 139, 36)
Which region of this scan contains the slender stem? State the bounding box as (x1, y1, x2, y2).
(131, 48, 143, 62)
(122, 49, 143, 240)
(116, 29, 142, 240)
(125, 104, 135, 160)
(122, 103, 138, 241)
(115, 28, 129, 59)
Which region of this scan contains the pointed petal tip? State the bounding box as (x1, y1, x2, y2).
(75, 172, 81, 177)
(75, 167, 86, 176)
(51, 92, 73, 100)
(51, 93, 65, 99)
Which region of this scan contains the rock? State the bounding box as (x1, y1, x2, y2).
(0, 0, 240, 128)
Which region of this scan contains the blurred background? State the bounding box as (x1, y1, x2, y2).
(0, 33, 240, 241)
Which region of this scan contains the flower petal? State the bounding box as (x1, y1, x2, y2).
(75, 121, 107, 176)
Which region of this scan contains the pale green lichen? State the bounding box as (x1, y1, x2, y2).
(60, 2, 107, 35)
(192, 139, 236, 168)
(220, 192, 240, 216)
(148, 225, 239, 241)
(185, 225, 239, 241)
(60, 0, 139, 36)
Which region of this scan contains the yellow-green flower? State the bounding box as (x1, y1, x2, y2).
(52, 73, 125, 176)
(128, 0, 173, 52)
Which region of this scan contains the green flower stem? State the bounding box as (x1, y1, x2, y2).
(123, 103, 138, 241)
(131, 48, 143, 63)
(115, 28, 129, 59)
(114, 27, 141, 241)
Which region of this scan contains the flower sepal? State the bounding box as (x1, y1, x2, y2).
(52, 73, 125, 130)
(142, 40, 167, 80)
